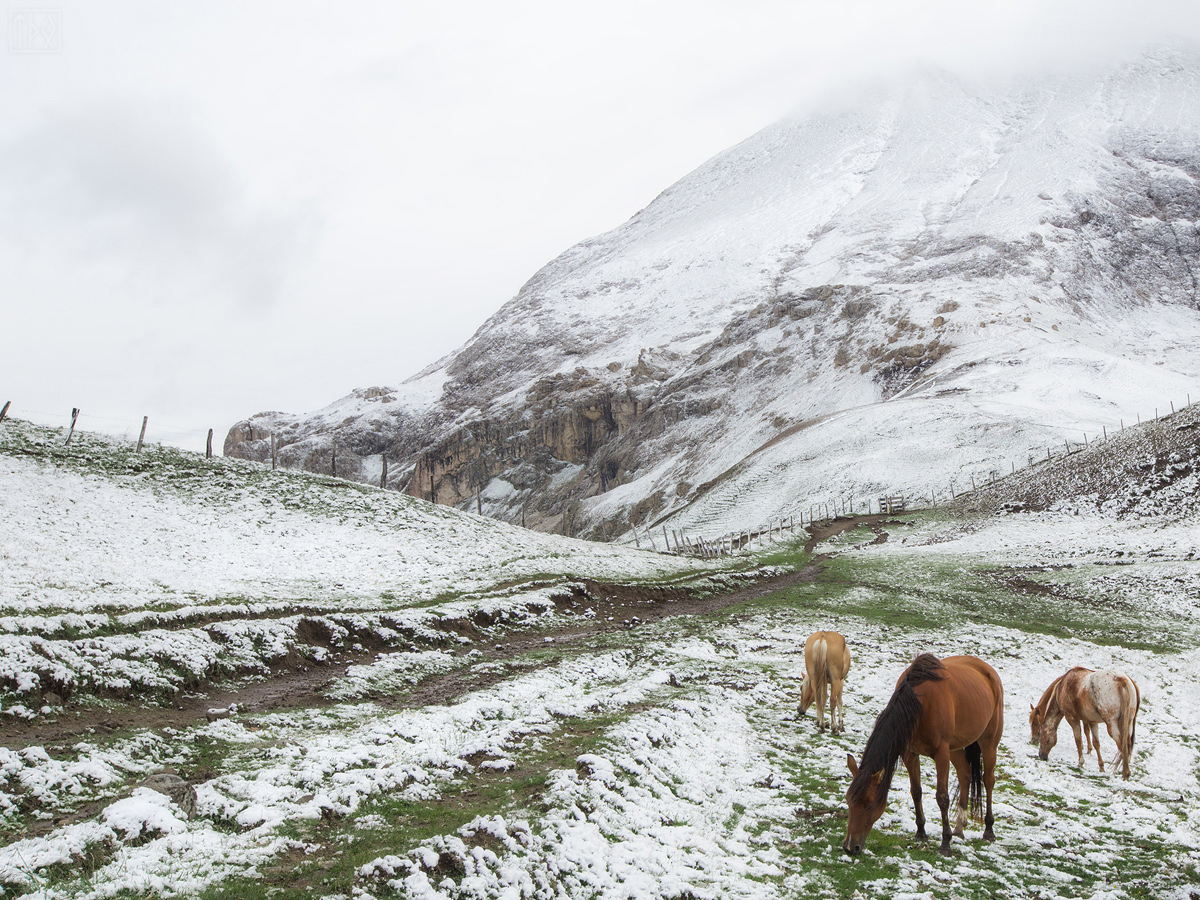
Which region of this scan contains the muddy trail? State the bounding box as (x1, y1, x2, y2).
(6, 516, 897, 752)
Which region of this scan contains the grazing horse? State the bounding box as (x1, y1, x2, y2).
(844, 654, 1004, 857)
(799, 631, 851, 734)
(1033, 667, 1140, 779)
(1029, 672, 1101, 756)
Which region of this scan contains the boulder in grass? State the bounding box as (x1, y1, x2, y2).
(138, 772, 197, 820)
(103, 787, 191, 843)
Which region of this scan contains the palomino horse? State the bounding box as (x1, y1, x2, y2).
(799, 631, 851, 734)
(1031, 667, 1140, 779)
(844, 654, 1004, 857)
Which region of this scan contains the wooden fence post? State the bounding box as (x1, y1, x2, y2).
(65, 408, 80, 445)
(0, 401, 10, 423)
(271, 434, 278, 470)
(136, 416, 148, 453)
(633, 527, 640, 549)
(381, 457, 388, 489)
(206, 429, 213, 458)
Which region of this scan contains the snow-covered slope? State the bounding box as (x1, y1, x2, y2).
(227, 47, 1200, 539)
(0, 419, 704, 704)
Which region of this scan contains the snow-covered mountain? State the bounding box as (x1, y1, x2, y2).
(226, 47, 1200, 539)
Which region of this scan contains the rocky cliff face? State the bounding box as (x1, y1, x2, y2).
(227, 49, 1200, 538)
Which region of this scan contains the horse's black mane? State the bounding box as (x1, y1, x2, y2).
(848, 653, 945, 804)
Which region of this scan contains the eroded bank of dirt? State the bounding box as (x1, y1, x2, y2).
(5, 519, 900, 750)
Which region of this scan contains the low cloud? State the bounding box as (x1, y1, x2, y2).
(0, 98, 310, 311)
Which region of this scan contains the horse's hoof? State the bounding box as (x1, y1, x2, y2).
(915, 830, 927, 842)
(983, 829, 996, 843)
(953, 827, 965, 839)
(938, 843, 953, 857)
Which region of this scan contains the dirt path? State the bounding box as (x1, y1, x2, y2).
(7, 517, 896, 750)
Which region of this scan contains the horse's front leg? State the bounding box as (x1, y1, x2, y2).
(934, 746, 953, 856)
(904, 751, 925, 841)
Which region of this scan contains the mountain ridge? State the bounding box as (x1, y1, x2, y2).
(226, 47, 1200, 538)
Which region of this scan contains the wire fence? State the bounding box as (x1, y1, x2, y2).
(0, 401, 217, 454)
(637, 391, 1198, 558)
(4, 389, 1196, 558)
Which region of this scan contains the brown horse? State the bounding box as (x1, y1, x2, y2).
(844, 654, 1004, 857)
(1033, 667, 1140, 779)
(799, 631, 851, 734)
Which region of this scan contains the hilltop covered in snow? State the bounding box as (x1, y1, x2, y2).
(227, 47, 1200, 540)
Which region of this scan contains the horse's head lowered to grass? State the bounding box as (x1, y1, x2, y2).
(844, 653, 1003, 856)
(843, 752, 888, 855)
(843, 654, 940, 854)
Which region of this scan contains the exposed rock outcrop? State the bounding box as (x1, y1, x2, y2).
(227, 50, 1200, 538)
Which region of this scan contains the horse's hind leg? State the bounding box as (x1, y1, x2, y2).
(982, 739, 997, 842)
(816, 682, 828, 733)
(830, 677, 844, 734)
(949, 748, 970, 838)
(1103, 719, 1121, 775)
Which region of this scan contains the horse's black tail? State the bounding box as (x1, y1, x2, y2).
(965, 741, 984, 819)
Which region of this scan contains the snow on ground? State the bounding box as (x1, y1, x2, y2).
(0, 419, 711, 704)
(3, 417, 1199, 898)
(6, 575, 1197, 898)
(0, 422, 696, 617)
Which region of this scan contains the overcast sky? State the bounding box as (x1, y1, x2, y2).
(2, 0, 1198, 449)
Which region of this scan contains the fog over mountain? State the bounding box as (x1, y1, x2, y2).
(227, 47, 1200, 539)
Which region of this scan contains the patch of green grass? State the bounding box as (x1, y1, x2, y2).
(737, 553, 1192, 653)
(750, 539, 810, 571)
(193, 703, 656, 899)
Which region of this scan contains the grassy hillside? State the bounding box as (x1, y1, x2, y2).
(1, 416, 1198, 900)
(0, 418, 714, 707)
